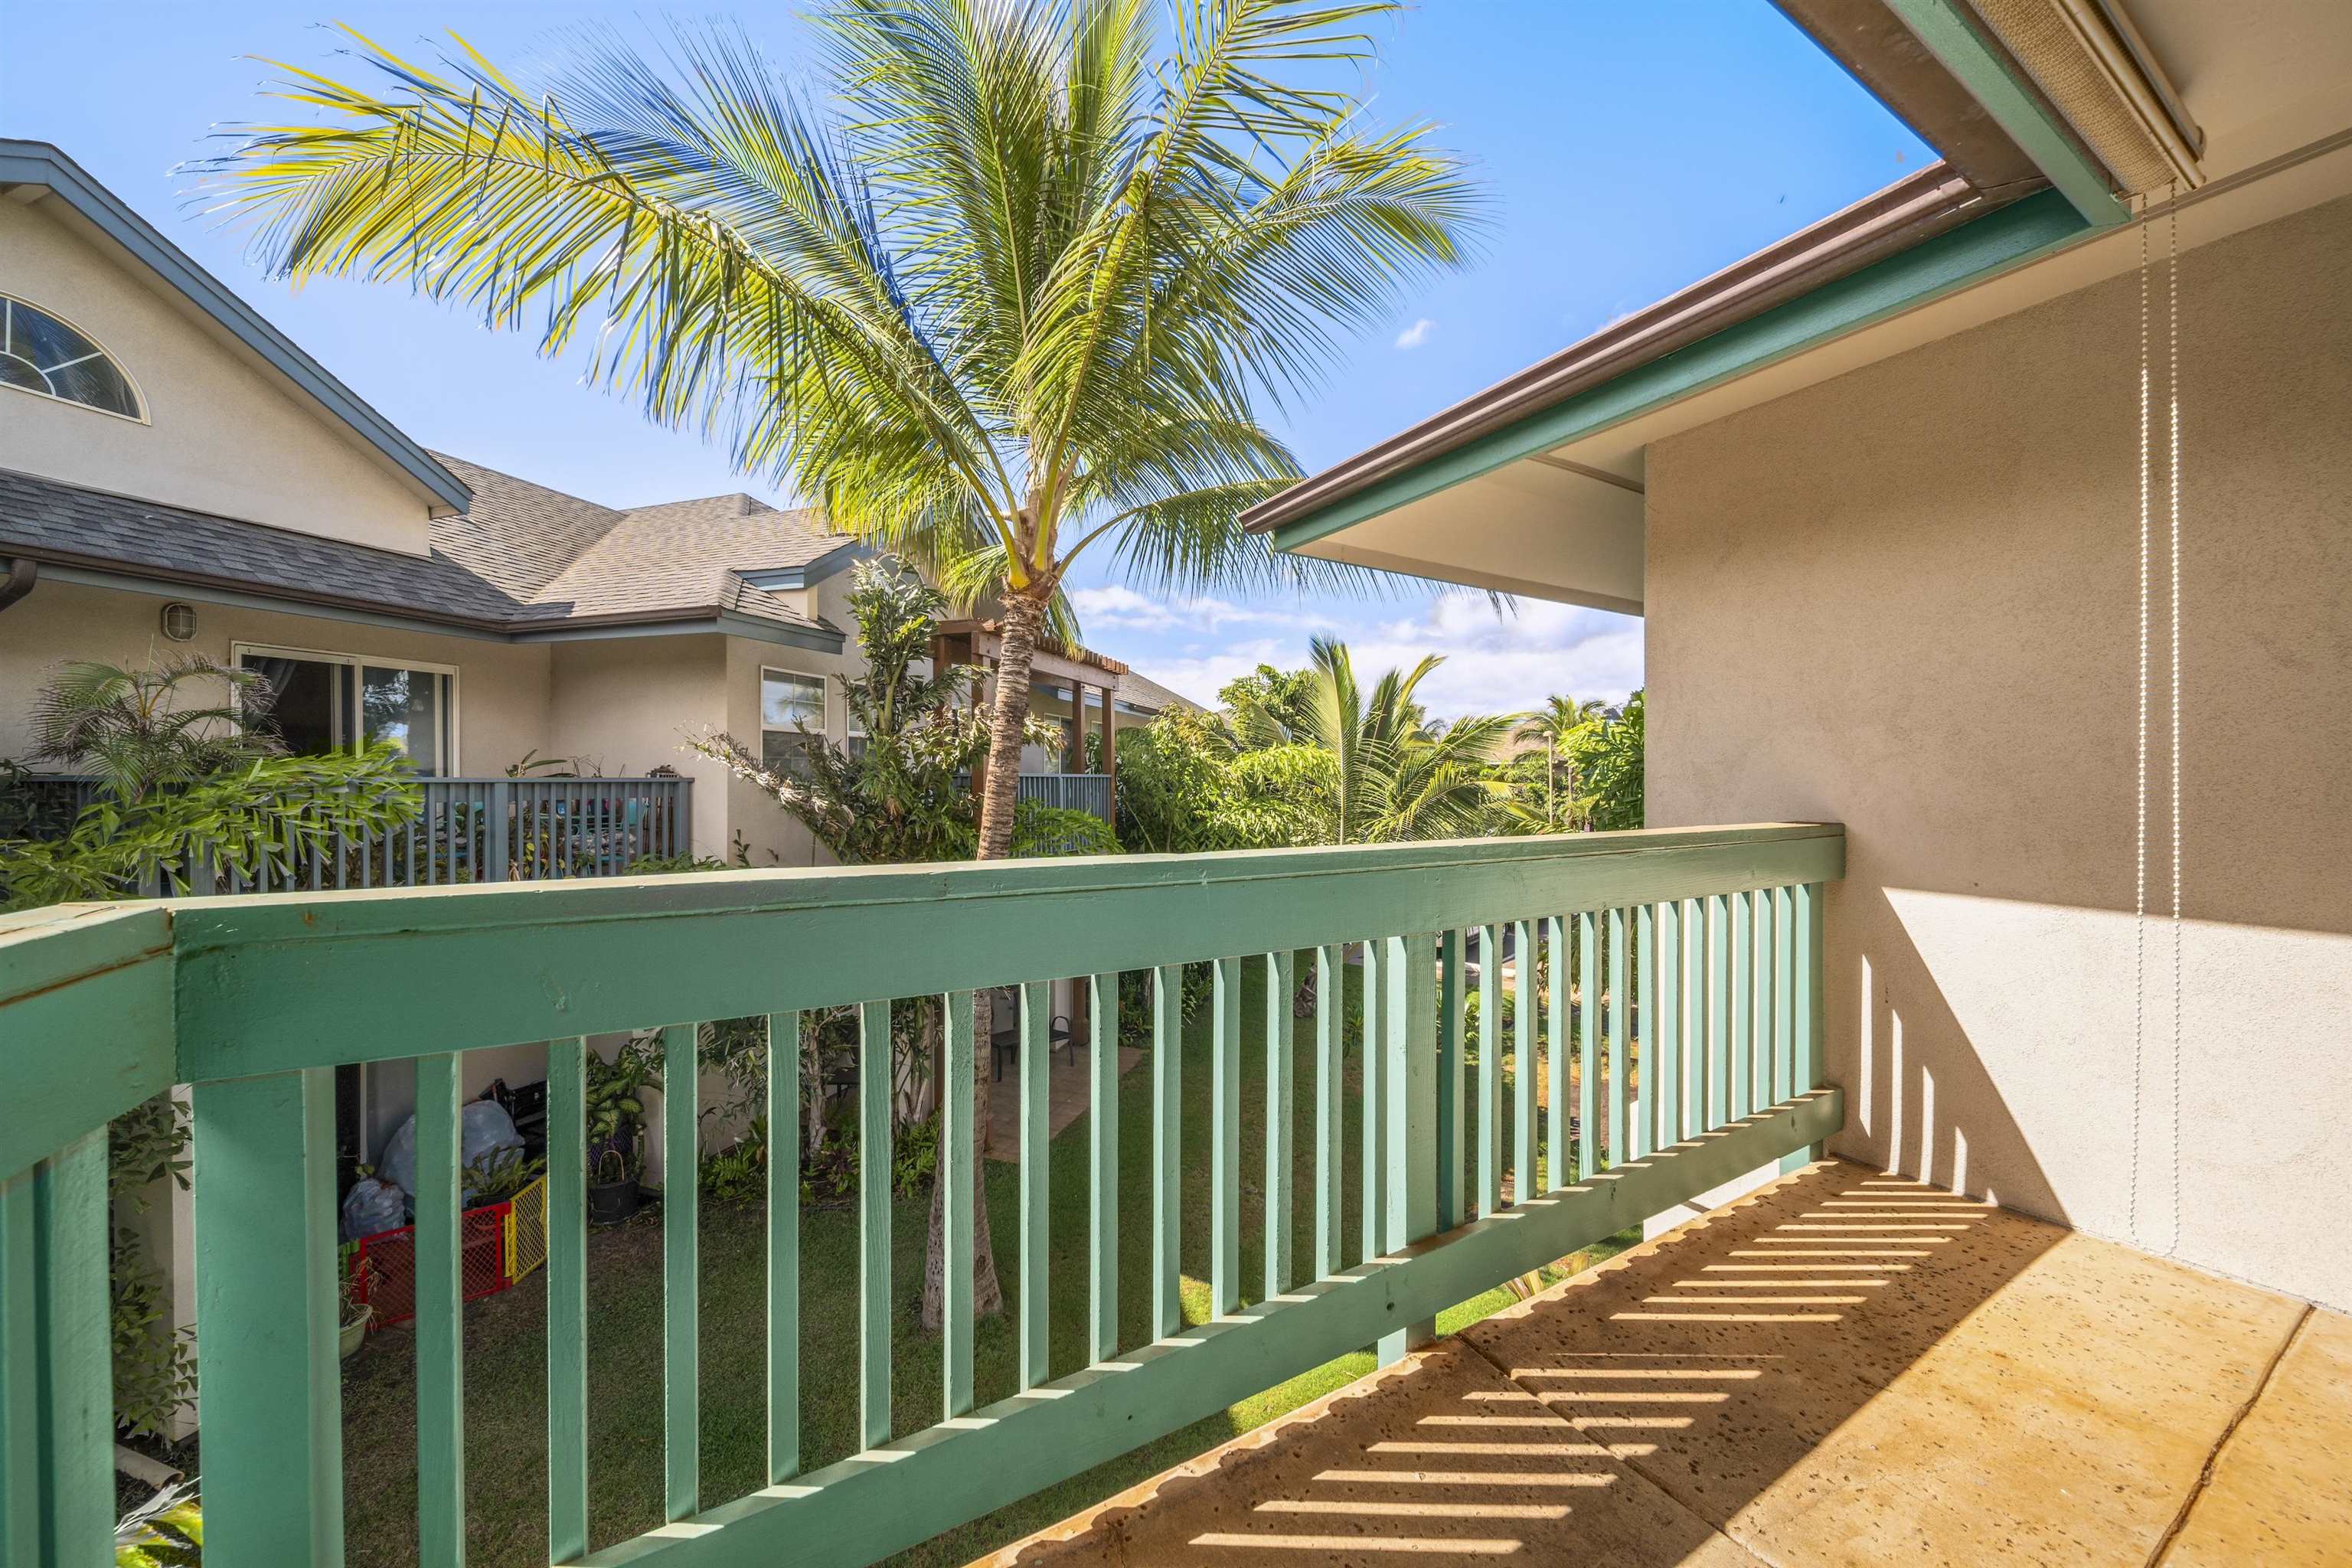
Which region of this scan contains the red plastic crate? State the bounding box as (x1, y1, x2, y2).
(351, 1200, 513, 1327)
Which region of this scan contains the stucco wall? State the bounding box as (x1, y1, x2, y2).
(1645, 194, 2352, 1309)
(0, 196, 433, 554)
(0, 578, 551, 771)
(545, 633, 728, 858)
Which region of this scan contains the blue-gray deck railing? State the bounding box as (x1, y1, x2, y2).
(0, 773, 692, 890)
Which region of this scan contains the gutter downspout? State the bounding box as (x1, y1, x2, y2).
(0, 556, 36, 614)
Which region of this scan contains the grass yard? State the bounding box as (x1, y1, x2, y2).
(328, 959, 1619, 1566)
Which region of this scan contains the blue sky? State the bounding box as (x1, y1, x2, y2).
(1, 3, 1926, 715)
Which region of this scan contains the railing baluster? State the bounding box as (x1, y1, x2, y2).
(944, 993, 975, 1415)
(1380, 932, 1438, 1364)
(1089, 974, 1118, 1364)
(1731, 890, 1753, 1119)
(1607, 907, 1628, 1168)
(1263, 951, 1295, 1301)
(0, 1133, 113, 1568)
(188, 1071, 345, 1565)
(1212, 957, 1242, 1315)
(663, 1022, 701, 1515)
(1359, 939, 1384, 1260)
(857, 1001, 890, 1447)
(1436, 930, 1465, 1229)
(1774, 887, 1797, 1104)
(1577, 910, 1599, 1178)
(415, 1052, 465, 1566)
(1314, 945, 1341, 1280)
(771, 1012, 803, 1471)
(1656, 900, 1681, 1147)
(1512, 919, 1535, 1199)
(1152, 965, 1182, 1339)
(1709, 895, 1731, 1129)
(1544, 916, 1567, 1191)
(1634, 905, 1655, 1159)
(547, 1038, 589, 1560)
(1020, 979, 1050, 1385)
(1785, 882, 1824, 1171)
(1755, 885, 1777, 1109)
(1476, 923, 1501, 1217)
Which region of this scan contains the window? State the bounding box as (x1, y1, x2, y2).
(760, 668, 826, 772)
(0, 295, 142, 420)
(235, 645, 458, 776)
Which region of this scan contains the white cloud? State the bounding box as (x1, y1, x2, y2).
(1393, 317, 1436, 350)
(1114, 592, 1642, 718)
(1070, 585, 1312, 636)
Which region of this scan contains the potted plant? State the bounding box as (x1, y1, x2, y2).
(589, 1142, 644, 1226)
(340, 1256, 374, 1359)
(585, 1047, 659, 1225)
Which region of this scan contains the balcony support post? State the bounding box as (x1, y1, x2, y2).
(1381, 931, 1438, 1362)
(191, 1068, 344, 1567)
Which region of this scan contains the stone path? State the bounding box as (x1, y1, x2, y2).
(983, 1159, 2349, 1566)
(985, 1039, 1142, 1163)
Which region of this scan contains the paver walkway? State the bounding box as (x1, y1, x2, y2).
(985, 1039, 1142, 1162)
(985, 1159, 2350, 1565)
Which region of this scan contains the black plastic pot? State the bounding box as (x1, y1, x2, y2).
(588, 1178, 642, 1227)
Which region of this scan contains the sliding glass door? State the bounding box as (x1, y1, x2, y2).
(236, 645, 457, 775)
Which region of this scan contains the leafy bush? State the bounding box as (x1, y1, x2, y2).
(1563, 690, 1643, 831)
(109, 1095, 196, 1441)
(1011, 799, 1118, 858)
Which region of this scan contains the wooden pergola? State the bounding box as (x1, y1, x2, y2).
(930, 617, 1126, 818)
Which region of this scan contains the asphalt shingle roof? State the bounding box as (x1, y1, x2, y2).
(0, 459, 844, 641)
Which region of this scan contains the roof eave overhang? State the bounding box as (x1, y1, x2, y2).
(1259, 176, 2091, 555)
(0, 140, 473, 518)
(18, 551, 845, 652)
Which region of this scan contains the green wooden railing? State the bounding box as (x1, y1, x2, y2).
(0, 822, 1840, 1568)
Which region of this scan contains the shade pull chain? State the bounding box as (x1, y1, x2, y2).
(2128, 183, 2185, 1257)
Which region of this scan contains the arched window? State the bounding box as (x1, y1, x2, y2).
(0, 294, 142, 420)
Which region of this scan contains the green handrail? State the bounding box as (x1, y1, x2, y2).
(0, 822, 1838, 1568)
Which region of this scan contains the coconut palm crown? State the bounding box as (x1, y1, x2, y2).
(197, 0, 1485, 857)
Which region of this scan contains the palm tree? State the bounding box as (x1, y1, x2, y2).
(1289, 637, 1508, 844)
(1507, 694, 1612, 833)
(198, 0, 1481, 862)
(29, 655, 277, 804)
(201, 0, 1479, 1338)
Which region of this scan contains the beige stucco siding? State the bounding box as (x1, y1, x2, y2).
(0, 195, 433, 553)
(1645, 194, 2352, 1310)
(0, 578, 550, 770)
(546, 634, 728, 857)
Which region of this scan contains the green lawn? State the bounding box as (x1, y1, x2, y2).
(333, 961, 1612, 1566)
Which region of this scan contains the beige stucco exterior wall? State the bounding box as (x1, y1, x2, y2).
(1645, 193, 2352, 1311)
(545, 633, 728, 857)
(0, 578, 551, 771)
(0, 196, 434, 554)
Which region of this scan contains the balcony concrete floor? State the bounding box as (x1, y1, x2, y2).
(984, 1160, 2351, 1566)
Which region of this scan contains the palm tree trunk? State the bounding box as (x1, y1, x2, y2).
(919, 591, 1045, 1332)
(976, 592, 1047, 858)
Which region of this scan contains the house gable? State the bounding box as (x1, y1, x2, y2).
(0, 141, 466, 556)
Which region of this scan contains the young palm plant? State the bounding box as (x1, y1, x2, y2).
(1290, 636, 1508, 843)
(1504, 693, 1613, 833)
(29, 653, 275, 803)
(197, 0, 1482, 860)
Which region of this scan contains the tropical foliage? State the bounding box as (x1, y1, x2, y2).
(28, 654, 267, 803)
(198, 0, 1484, 864)
(1498, 692, 1621, 835)
(1119, 649, 1642, 851)
(2, 654, 423, 1450)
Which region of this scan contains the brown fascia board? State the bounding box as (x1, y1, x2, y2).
(1772, 0, 2051, 200)
(12, 541, 835, 644)
(1243, 163, 1986, 536)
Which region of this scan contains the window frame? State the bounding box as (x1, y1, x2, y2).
(760, 665, 829, 772)
(231, 641, 462, 776)
(0, 293, 148, 424)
